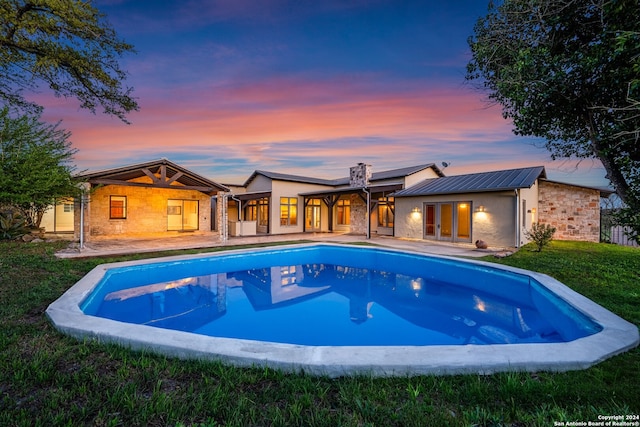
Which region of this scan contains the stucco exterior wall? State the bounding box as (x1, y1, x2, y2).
(518, 182, 540, 246)
(269, 180, 334, 234)
(394, 191, 518, 248)
(83, 184, 212, 240)
(538, 181, 600, 242)
(245, 174, 273, 192)
(403, 168, 441, 188)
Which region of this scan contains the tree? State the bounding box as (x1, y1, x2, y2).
(466, 0, 640, 242)
(0, 0, 138, 122)
(0, 107, 79, 228)
(524, 222, 556, 252)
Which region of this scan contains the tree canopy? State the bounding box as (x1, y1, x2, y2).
(466, 0, 640, 242)
(0, 0, 138, 122)
(0, 107, 79, 228)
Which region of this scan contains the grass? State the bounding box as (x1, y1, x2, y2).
(0, 239, 638, 426)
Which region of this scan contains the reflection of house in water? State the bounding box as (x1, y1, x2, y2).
(98, 261, 569, 345)
(368, 272, 561, 344)
(231, 264, 333, 309)
(100, 273, 231, 332)
(307, 265, 564, 344)
(331, 266, 375, 324)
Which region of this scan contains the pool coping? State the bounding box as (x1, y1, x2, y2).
(46, 242, 639, 377)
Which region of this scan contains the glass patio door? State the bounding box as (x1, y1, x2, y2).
(439, 203, 453, 240)
(424, 202, 471, 242)
(168, 199, 199, 231)
(305, 200, 321, 231)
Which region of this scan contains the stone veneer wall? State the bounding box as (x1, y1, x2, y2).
(215, 191, 226, 238)
(538, 181, 600, 242)
(349, 194, 368, 234)
(83, 184, 212, 240)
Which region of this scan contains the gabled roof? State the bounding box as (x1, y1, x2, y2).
(78, 158, 229, 195)
(243, 170, 336, 187)
(332, 163, 445, 186)
(394, 166, 546, 197)
(243, 164, 444, 188)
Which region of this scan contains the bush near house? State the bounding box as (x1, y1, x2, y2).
(0, 208, 28, 240)
(525, 223, 557, 252)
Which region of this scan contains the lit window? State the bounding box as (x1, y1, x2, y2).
(258, 198, 269, 226)
(110, 196, 127, 219)
(246, 200, 258, 221)
(246, 198, 270, 226)
(337, 199, 351, 225)
(377, 197, 394, 227)
(280, 197, 298, 226)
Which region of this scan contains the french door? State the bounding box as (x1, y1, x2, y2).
(305, 200, 322, 231)
(424, 202, 471, 242)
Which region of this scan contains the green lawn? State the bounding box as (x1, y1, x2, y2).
(0, 240, 638, 426)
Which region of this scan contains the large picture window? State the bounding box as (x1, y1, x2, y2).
(110, 196, 127, 219)
(280, 197, 298, 226)
(337, 199, 350, 225)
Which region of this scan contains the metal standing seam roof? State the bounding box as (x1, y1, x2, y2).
(393, 166, 546, 197)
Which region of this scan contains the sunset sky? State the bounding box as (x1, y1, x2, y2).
(40, 0, 609, 187)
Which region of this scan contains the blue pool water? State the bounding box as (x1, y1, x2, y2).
(81, 245, 602, 346)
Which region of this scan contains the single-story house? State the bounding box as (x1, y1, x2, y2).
(40, 159, 609, 249)
(70, 159, 229, 242)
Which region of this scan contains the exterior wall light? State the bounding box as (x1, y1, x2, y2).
(476, 205, 485, 213)
(411, 207, 421, 213)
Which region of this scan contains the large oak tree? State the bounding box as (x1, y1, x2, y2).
(0, 0, 138, 122)
(467, 0, 640, 241)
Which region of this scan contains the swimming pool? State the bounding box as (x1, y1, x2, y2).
(47, 243, 639, 376)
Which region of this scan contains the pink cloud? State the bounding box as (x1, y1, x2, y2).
(58, 77, 510, 150)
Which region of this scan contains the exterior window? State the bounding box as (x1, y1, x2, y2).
(258, 199, 269, 227)
(280, 197, 298, 226)
(337, 199, 350, 225)
(63, 203, 73, 213)
(110, 196, 127, 219)
(246, 198, 269, 226)
(246, 200, 258, 221)
(377, 196, 394, 227)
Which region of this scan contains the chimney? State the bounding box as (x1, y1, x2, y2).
(349, 163, 372, 187)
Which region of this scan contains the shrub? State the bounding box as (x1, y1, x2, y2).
(0, 208, 28, 240)
(524, 223, 556, 252)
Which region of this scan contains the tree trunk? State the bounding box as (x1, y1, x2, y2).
(585, 112, 630, 204)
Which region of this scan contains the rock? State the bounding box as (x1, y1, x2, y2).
(494, 251, 514, 258)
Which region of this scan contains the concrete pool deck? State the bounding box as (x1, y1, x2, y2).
(47, 242, 639, 377)
(55, 232, 503, 259)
